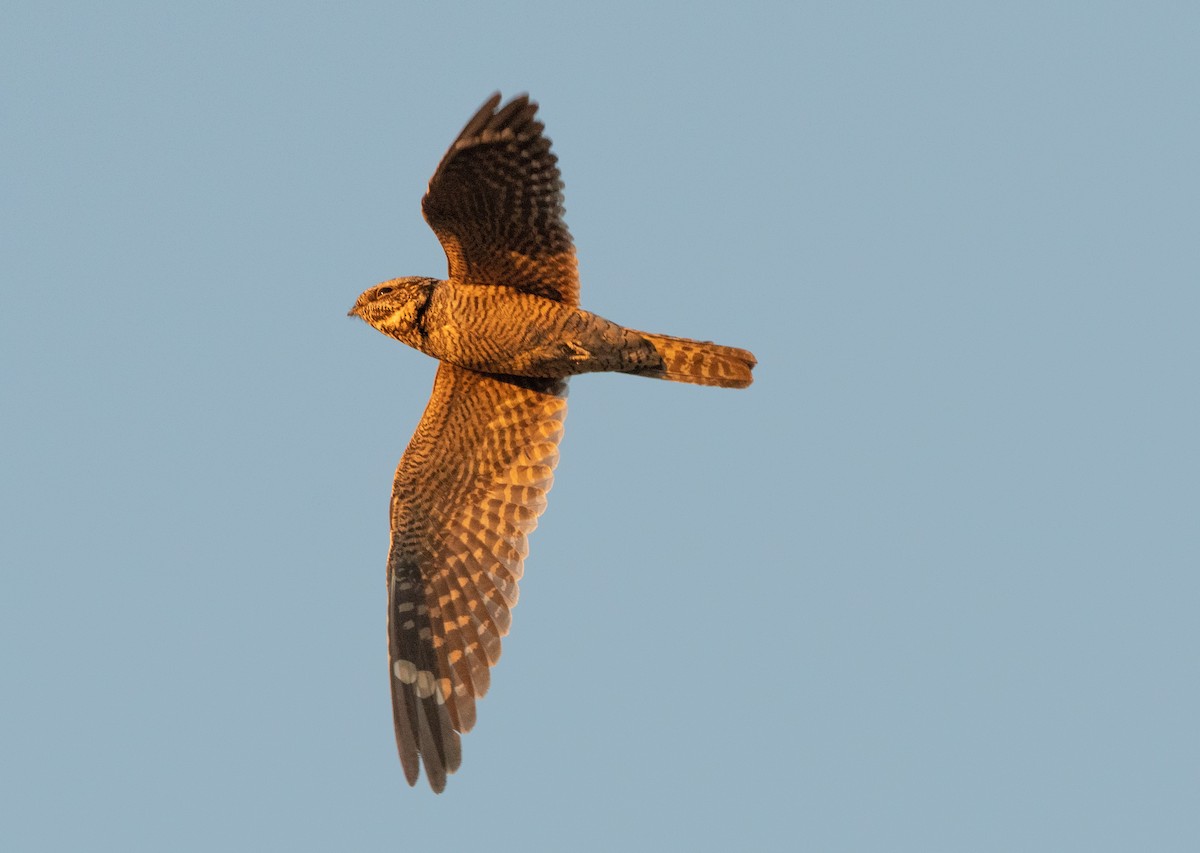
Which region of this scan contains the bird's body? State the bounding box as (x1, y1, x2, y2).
(351, 277, 754, 385)
(350, 93, 756, 792)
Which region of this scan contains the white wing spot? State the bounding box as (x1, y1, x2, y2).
(415, 670, 438, 700)
(393, 659, 417, 683)
(393, 661, 444, 703)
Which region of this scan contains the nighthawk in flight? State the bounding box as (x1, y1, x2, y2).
(349, 93, 756, 791)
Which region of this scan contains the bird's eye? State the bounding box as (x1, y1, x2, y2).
(377, 286, 395, 296)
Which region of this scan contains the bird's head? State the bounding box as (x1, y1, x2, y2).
(348, 277, 439, 337)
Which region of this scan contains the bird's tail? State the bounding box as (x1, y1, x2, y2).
(630, 331, 756, 389)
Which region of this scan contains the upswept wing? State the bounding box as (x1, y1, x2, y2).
(422, 93, 579, 306)
(386, 364, 568, 791)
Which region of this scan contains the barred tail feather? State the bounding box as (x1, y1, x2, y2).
(632, 331, 756, 389)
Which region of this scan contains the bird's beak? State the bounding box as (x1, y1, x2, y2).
(347, 303, 361, 318)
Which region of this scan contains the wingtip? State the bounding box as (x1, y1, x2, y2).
(426, 769, 448, 794)
(401, 762, 420, 788)
(478, 91, 537, 115)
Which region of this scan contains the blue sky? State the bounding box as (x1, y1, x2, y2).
(3, 2, 1198, 851)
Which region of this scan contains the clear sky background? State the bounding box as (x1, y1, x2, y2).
(3, 2, 1198, 851)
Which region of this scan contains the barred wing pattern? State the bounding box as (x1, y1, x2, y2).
(422, 93, 579, 306)
(387, 363, 568, 791)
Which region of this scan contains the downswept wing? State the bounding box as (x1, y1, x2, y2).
(422, 93, 579, 306)
(386, 363, 568, 792)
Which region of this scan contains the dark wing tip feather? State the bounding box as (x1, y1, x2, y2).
(456, 92, 544, 145)
(490, 93, 530, 129)
(392, 688, 422, 787)
(448, 92, 539, 150)
(392, 678, 463, 793)
(453, 92, 503, 144)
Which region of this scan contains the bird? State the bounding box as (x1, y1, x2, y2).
(349, 93, 756, 792)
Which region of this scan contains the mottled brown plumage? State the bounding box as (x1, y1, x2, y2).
(349, 93, 756, 792)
